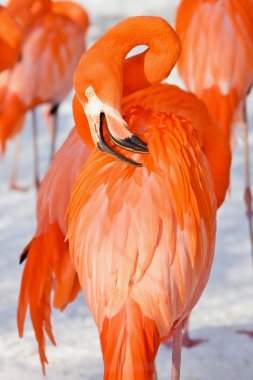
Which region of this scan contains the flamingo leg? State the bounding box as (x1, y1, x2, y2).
(171, 324, 182, 380)
(236, 102, 253, 338)
(32, 109, 40, 190)
(242, 102, 253, 263)
(164, 315, 207, 349)
(9, 134, 26, 191)
(49, 103, 59, 162)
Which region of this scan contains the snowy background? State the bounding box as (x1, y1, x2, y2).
(0, 0, 253, 379)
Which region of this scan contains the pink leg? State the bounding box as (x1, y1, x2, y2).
(171, 324, 182, 380)
(48, 103, 59, 162)
(237, 330, 253, 338)
(181, 326, 207, 348)
(164, 315, 207, 349)
(236, 103, 253, 337)
(9, 135, 30, 192)
(32, 110, 40, 191)
(242, 104, 253, 265)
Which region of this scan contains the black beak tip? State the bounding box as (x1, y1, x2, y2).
(122, 135, 149, 153)
(19, 250, 28, 264)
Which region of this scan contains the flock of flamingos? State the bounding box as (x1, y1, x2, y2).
(0, 0, 253, 379)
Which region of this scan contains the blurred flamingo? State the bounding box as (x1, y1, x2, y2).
(0, 5, 21, 72)
(0, 0, 89, 189)
(176, 0, 253, 341)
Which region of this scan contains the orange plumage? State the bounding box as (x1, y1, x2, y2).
(68, 16, 220, 379)
(17, 127, 89, 373)
(176, 0, 253, 341)
(0, 5, 21, 72)
(68, 99, 217, 380)
(0, 0, 89, 153)
(17, 16, 232, 378)
(176, 0, 253, 139)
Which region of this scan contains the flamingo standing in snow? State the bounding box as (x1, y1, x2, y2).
(17, 16, 232, 378)
(176, 0, 253, 258)
(67, 16, 224, 380)
(0, 5, 21, 72)
(17, 85, 231, 374)
(176, 0, 253, 340)
(0, 0, 89, 189)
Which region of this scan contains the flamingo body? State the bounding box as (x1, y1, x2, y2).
(176, 0, 253, 137)
(67, 102, 217, 379)
(17, 16, 232, 377)
(17, 81, 231, 374)
(0, 1, 89, 152)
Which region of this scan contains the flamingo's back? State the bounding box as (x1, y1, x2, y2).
(176, 0, 253, 137)
(123, 83, 231, 208)
(67, 105, 217, 379)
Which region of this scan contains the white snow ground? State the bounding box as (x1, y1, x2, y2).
(0, 1, 253, 379)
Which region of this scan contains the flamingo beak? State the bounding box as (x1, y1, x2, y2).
(83, 87, 148, 166)
(96, 112, 148, 167)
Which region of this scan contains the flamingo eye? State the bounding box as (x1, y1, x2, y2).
(86, 87, 95, 99)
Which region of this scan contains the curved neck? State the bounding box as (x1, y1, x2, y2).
(120, 18, 181, 96)
(74, 16, 181, 109)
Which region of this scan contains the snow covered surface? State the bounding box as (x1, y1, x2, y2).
(0, 0, 253, 379)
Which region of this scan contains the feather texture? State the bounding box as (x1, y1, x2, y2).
(67, 106, 217, 377)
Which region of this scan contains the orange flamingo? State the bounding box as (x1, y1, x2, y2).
(176, 0, 253, 256)
(18, 14, 230, 378)
(67, 16, 227, 379)
(0, 5, 21, 72)
(18, 18, 230, 378)
(0, 0, 89, 189)
(176, 0, 253, 339)
(17, 83, 231, 374)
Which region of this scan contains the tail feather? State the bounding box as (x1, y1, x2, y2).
(53, 250, 80, 310)
(17, 223, 80, 373)
(100, 298, 160, 380)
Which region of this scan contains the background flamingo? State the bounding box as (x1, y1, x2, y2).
(0, 0, 89, 189)
(176, 0, 253, 257)
(175, 0, 253, 340)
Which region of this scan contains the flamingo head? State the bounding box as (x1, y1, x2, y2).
(76, 84, 149, 167)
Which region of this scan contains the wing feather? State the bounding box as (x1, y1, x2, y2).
(68, 108, 216, 339)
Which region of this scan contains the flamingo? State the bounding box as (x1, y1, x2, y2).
(0, 0, 89, 189)
(175, 0, 253, 341)
(17, 16, 232, 378)
(0, 5, 21, 72)
(17, 84, 231, 374)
